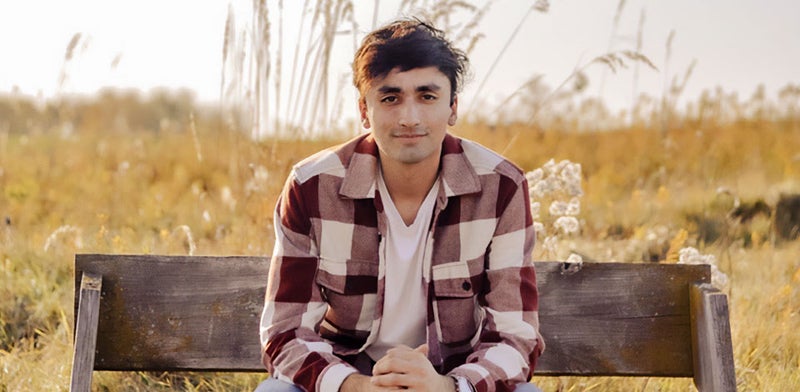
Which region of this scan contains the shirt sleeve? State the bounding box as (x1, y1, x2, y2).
(454, 375, 476, 392)
(259, 173, 357, 392)
(449, 174, 545, 392)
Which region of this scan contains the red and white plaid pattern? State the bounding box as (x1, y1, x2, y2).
(260, 133, 543, 392)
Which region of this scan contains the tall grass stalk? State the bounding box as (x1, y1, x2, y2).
(660, 29, 675, 134)
(274, 0, 284, 134)
(631, 8, 645, 119)
(189, 113, 203, 163)
(498, 50, 657, 154)
(252, 0, 271, 139)
(58, 33, 83, 91)
(225, 1, 504, 137)
(465, 1, 545, 116)
(597, 0, 627, 97)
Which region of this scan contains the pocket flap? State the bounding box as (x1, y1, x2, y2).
(432, 261, 478, 298)
(316, 257, 378, 295)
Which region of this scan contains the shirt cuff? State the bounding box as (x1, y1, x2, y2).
(453, 375, 476, 392)
(319, 363, 358, 392)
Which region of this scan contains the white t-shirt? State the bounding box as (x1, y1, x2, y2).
(365, 170, 438, 360)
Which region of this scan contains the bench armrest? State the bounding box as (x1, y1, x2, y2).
(70, 272, 102, 392)
(690, 283, 737, 392)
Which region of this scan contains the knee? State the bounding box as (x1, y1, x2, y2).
(515, 382, 544, 392)
(254, 378, 303, 392)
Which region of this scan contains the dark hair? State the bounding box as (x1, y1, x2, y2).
(352, 18, 469, 105)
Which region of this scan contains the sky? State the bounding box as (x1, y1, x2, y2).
(1, 0, 799, 124)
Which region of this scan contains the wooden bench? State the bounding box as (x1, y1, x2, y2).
(70, 254, 736, 391)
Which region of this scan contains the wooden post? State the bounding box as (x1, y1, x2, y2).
(690, 283, 737, 392)
(70, 272, 102, 392)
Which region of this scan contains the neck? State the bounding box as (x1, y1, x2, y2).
(381, 156, 439, 199)
(380, 156, 440, 225)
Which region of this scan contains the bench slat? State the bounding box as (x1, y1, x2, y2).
(534, 262, 710, 376)
(74, 255, 711, 377)
(75, 254, 267, 371)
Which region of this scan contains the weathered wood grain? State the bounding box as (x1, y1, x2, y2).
(75, 254, 268, 371)
(73, 255, 718, 380)
(690, 283, 737, 392)
(70, 272, 102, 392)
(534, 261, 710, 376)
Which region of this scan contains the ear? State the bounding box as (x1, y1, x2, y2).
(448, 95, 458, 126)
(359, 98, 371, 129)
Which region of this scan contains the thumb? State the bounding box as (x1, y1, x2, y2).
(414, 344, 429, 355)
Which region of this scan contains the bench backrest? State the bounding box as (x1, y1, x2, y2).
(72, 254, 735, 390)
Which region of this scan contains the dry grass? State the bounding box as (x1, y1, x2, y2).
(1, 103, 799, 390)
(2, 2, 800, 390)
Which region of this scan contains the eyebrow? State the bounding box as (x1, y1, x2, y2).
(415, 83, 442, 93)
(376, 83, 442, 94)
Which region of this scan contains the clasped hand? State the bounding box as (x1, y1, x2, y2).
(340, 344, 456, 391)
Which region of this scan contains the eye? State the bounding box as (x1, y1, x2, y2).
(381, 96, 398, 104)
(421, 94, 437, 101)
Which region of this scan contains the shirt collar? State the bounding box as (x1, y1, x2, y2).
(338, 133, 481, 199)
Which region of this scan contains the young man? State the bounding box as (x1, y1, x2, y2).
(258, 19, 544, 392)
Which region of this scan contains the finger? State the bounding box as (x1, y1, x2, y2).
(371, 372, 415, 389)
(385, 345, 413, 356)
(376, 353, 426, 373)
(385, 345, 426, 361)
(373, 355, 404, 376)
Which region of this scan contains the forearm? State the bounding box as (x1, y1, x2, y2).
(339, 374, 371, 392)
(446, 315, 542, 391)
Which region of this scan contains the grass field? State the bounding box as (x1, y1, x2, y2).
(1, 100, 799, 390)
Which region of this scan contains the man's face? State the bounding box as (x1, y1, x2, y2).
(359, 66, 458, 168)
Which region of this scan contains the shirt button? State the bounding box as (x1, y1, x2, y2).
(462, 281, 471, 291)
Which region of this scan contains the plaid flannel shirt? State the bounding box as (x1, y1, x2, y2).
(260, 133, 544, 392)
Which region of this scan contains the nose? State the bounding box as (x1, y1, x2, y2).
(398, 102, 421, 128)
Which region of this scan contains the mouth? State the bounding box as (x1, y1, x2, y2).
(393, 132, 427, 139)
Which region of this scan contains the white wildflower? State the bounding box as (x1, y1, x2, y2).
(678, 247, 715, 265)
(43, 225, 84, 252)
(554, 216, 580, 235)
(678, 247, 728, 288)
(526, 158, 584, 258)
(561, 164, 583, 196)
(526, 168, 544, 184)
(543, 235, 559, 256)
(549, 201, 568, 216)
(531, 180, 549, 198)
(543, 159, 557, 175)
(712, 269, 729, 288)
(565, 181, 583, 197)
(547, 176, 563, 193)
(565, 252, 583, 266)
(560, 161, 581, 182)
(566, 197, 581, 216)
(530, 201, 541, 220)
(174, 225, 196, 256)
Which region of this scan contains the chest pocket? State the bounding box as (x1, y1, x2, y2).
(316, 257, 378, 345)
(431, 258, 485, 344)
